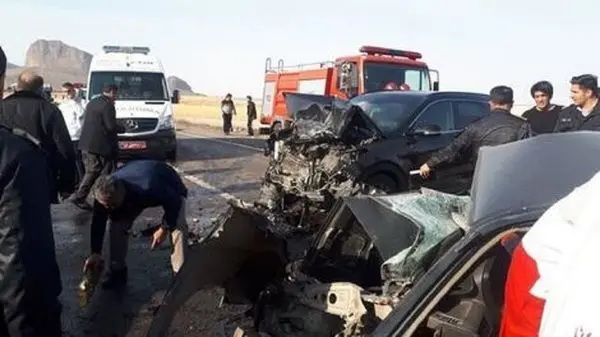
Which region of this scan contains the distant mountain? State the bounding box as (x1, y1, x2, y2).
(5, 40, 194, 94)
(167, 76, 195, 94)
(5, 39, 91, 88)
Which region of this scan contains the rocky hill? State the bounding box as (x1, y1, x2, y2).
(167, 76, 194, 94)
(5, 40, 195, 94)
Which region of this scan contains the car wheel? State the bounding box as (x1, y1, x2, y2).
(166, 149, 177, 163)
(364, 173, 400, 194)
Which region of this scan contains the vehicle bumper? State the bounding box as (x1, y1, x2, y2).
(118, 128, 177, 161)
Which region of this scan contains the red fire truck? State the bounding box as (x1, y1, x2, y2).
(259, 45, 439, 131)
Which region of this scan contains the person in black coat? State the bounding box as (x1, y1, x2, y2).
(246, 95, 257, 136)
(69, 84, 125, 210)
(0, 69, 77, 204)
(419, 85, 532, 179)
(521, 81, 563, 134)
(0, 46, 62, 337)
(554, 74, 600, 132)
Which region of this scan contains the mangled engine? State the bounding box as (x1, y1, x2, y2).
(257, 108, 381, 231)
(258, 135, 360, 229)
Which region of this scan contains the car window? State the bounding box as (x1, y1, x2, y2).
(412, 101, 453, 132)
(454, 101, 489, 129)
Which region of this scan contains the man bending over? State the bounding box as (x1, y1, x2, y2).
(85, 159, 189, 289)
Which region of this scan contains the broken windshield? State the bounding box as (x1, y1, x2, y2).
(373, 189, 471, 282)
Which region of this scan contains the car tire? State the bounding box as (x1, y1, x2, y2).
(166, 149, 177, 163)
(364, 173, 401, 194)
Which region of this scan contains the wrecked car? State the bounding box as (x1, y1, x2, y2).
(146, 131, 600, 337)
(258, 91, 490, 230)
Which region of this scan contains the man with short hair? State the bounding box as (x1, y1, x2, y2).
(58, 82, 86, 180)
(554, 74, 600, 132)
(0, 69, 77, 204)
(84, 160, 189, 289)
(70, 84, 125, 210)
(419, 85, 532, 179)
(0, 46, 63, 337)
(522, 81, 563, 134)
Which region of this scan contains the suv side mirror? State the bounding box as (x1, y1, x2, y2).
(409, 124, 442, 136)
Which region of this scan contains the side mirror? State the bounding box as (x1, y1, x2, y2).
(433, 81, 440, 91)
(409, 124, 442, 136)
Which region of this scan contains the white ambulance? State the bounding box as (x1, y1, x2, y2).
(86, 45, 178, 161)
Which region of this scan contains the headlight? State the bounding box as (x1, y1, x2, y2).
(158, 114, 174, 130)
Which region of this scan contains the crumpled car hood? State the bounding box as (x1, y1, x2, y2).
(284, 92, 384, 142)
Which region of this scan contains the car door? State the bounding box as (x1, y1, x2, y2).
(404, 99, 489, 193)
(402, 99, 461, 192)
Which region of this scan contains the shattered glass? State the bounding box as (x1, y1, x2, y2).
(373, 188, 471, 282)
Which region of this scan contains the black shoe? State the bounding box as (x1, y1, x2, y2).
(102, 267, 128, 290)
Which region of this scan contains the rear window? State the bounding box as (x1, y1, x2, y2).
(89, 71, 168, 101)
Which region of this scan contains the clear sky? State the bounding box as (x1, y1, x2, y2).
(1, 0, 597, 104)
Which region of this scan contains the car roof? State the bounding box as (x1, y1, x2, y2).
(469, 131, 600, 225)
(358, 90, 489, 101)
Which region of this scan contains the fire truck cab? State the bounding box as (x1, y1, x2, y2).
(260, 45, 439, 132)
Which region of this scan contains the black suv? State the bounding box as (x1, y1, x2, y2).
(279, 90, 491, 194)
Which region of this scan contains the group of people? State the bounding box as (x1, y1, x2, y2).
(412, 74, 600, 336)
(0, 46, 190, 336)
(418, 74, 599, 179)
(220, 93, 257, 136)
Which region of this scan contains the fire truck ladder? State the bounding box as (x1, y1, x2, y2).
(264, 57, 335, 73)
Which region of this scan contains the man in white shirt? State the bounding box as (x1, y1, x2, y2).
(58, 82, 86, 180)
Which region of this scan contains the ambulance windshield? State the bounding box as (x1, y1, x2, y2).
(363, 63, 431, 93)
(89, 71, 169, 101)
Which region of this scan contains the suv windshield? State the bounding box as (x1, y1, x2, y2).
(88, 71, 168, 101)
(350, 93, 426, 135)
(363, 62, 431, 92)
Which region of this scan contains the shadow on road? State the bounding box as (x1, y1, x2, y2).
(177, 137, 265, 162)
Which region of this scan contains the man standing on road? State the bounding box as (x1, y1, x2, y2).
(247, 95, 257, 136)
(554, 74, 600, 132)
(419, 85, 532, 179)
(83, 160, 189, 289)
(58, 82, 86, 180)
(522, 81, 563, 134)
(0, 69, 77, 204)
(221, 93, 236, 135)
(69, 84, 125, 210)
(0, 46, 63, 337)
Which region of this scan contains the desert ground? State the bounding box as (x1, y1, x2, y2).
(173, 96, 263, 129)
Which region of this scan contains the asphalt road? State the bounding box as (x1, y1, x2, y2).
(53, 124, 269, 337)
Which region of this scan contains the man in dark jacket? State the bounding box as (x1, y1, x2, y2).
(69, 84, 125, 210)
(0, 69, 77, 203)
(522, 81, 563, 134)
(83, 160, 189, 289)
(419, 85, 531, 178)
(554, 74, 600, 132)
(246, 95, 257, 136)
(0, 46, 62, 337)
